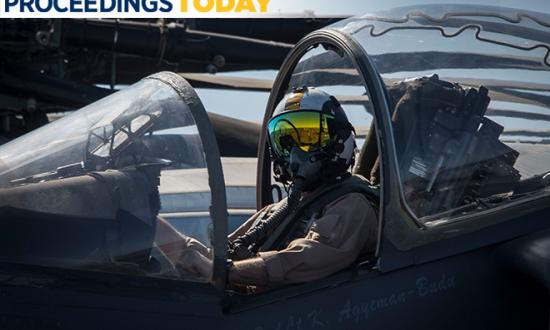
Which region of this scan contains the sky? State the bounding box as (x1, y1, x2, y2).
(195, 71, 276, 123)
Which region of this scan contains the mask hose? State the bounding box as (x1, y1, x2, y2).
(229, 177, 304, 260)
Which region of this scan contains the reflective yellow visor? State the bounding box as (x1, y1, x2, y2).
(268, 111, 333, 157)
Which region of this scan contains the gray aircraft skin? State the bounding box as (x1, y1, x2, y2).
(0, 4, 550, 330)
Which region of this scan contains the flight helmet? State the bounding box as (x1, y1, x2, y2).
(267, 86, 356, 190)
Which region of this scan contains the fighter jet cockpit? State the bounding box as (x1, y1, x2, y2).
(255, 5, 550, 255)
(0, 72, 224, 279)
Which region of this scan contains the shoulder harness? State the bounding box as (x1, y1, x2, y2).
(259, 174, 379, 252)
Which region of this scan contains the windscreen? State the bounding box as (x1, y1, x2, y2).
(0, 75, 215, 281)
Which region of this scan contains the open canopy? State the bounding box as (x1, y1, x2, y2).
(0, 72, 227, 284)
(329, 5, 550, 220)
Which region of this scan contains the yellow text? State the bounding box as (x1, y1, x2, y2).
(181, 0, 270, 12)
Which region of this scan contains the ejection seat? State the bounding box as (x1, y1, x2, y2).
(363, 75, 521, 219)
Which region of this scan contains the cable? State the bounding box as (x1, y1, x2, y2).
(229, 178, 304, 260)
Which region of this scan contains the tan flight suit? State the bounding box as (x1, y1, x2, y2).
(158, 192, 378, 287)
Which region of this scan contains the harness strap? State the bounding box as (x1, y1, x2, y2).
(259, 175, 379, 252)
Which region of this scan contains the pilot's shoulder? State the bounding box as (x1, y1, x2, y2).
(324, 192, 374, 213)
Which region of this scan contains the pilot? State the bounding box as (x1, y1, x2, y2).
(155, 87, 378, 287)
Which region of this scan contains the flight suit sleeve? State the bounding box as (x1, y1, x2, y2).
(255, 192, 377, 285)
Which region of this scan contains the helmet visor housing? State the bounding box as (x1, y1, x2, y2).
(268, 110, 333, 158)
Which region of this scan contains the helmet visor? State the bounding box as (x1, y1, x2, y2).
(268, 110, 332, 158)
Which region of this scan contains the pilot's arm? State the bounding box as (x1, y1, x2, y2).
(155, 203, 279, 276)
(228, 192, 378, 286)
(154, 205, 271, 276)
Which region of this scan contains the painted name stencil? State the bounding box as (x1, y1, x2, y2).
(253, 273, 456, 330)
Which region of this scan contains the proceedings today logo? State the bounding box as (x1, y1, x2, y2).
(1, 0, 271, 17)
